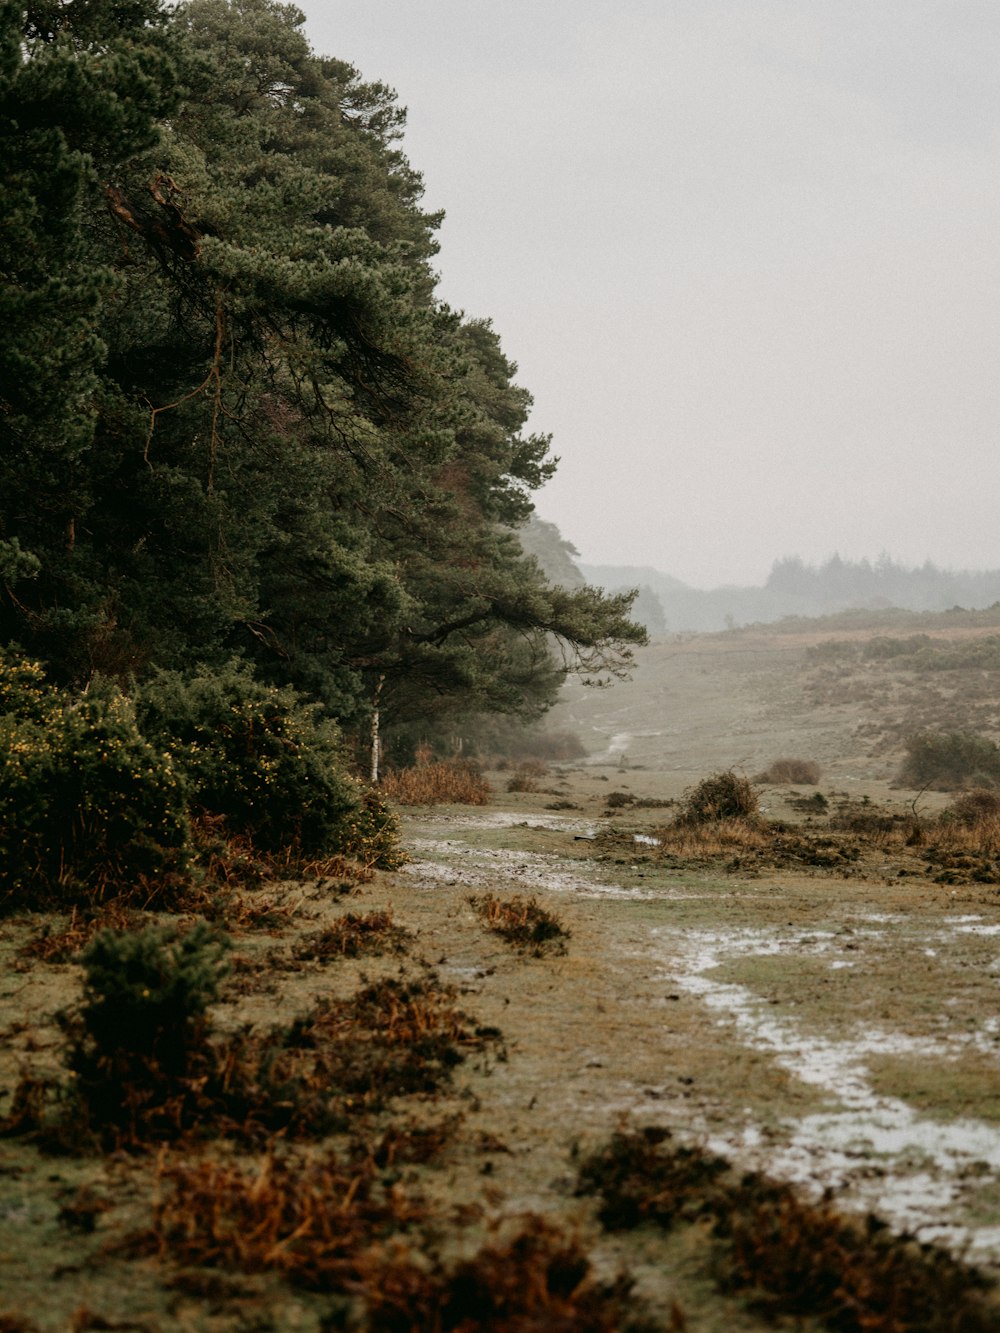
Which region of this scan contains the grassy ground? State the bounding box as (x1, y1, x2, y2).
(5, 617, 1000, 1329)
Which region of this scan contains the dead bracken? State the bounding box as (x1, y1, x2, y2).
(292, 908, 411, 960)
(577, 1127, 1000, 1333)
(469, 892, 570, 955)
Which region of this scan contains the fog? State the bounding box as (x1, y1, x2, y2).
(300, 2, 1000, 588)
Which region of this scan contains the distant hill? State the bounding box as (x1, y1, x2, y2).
(579, 554, 1000, 634)
(518, 517, 1000, 634)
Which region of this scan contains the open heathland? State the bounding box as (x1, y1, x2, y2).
(6, 616, 1000, 1328)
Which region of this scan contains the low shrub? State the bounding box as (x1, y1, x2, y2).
(754, 757, 821, 785)
(341, 786, 405, 869)
(140, 1159, 652, 1331)
(0, 653, 191, 905)
(59, 921, 228, 1144)
(134, 663, 362, 856)
(676, 771, 759, 824)
(381, 758, 491, 806)
(897, 730, 1000, 790)
(605, 790, 635, 809)
(506, 759, 548, 793)
(293, 910, 410, 961)
(944, 788, 1000, 827)
(13, 947, 498, 1149)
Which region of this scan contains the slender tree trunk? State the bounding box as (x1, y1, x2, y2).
(370, 673, 385, 784)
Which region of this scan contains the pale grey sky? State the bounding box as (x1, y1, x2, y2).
(299, 1, 1000, 588)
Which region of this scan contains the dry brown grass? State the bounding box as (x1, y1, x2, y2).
(381, 759, 491, 806)
(652, 817, 773, 857)
(135, 1149, 424, 1289)
(929, 813, 1000, 859)
(19, 902, 146, 964)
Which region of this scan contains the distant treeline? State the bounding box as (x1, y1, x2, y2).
(573, 548, 1000, 634)
(766, 555, 1000, 611)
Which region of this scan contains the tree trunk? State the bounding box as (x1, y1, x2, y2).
(370, 673, 385, 784)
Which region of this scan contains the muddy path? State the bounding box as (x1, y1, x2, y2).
(389, 783, 1000, 1269)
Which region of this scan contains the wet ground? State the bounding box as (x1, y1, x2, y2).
(397, 800, 1000, 1265)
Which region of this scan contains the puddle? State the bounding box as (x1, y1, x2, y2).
(410, 810, 599, 837)
(400, 817, 1000, 1259)
(403, 840, 649, 900)
(654, 923, 1000, 1255)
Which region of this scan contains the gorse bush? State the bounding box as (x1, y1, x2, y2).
(676, 771, 759, 824)
(73, 921, 227, 1073)
(754, 757, 821, 785)
(341, 787, 406, 869)
(897, 730, 1000, 791)
(0, 653, 191, 904)
(62, 920, 229, 1145)
(944, 788, 1000, 827)
(0, 652, 401, 903)
(134, 663, 380, 858)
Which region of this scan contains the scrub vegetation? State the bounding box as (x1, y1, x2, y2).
(6, 1, 1000, 1327)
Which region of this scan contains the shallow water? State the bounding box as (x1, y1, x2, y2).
(401, 813, 1000, 1260)
(653, 920, 1000, 1255)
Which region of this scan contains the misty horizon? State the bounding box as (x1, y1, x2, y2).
(573, 544, 1000, 594)
(298, 2, 1000, 591)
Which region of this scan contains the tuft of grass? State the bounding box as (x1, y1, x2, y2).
(650, 818, 772, 859)
(577, 1129, 998, 1333)
(470, 893, 570, 956)
(754, 757, 821, 785)
(381, 758, 491, 806)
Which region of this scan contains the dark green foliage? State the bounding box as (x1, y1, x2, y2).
(0, 0, 178, 671)
(677, 771, 760, 824)
(898, 730, 1000, 791)
(73, 920, 226, 1070)
(134, 662, 360, 854)
(62, 920, 227, 1144)
(343, 786, 406, 869)
(1, 0, 643, 757)
(0, 653, 190, 903)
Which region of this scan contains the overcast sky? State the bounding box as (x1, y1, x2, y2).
(299, 1, 1000, 588)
